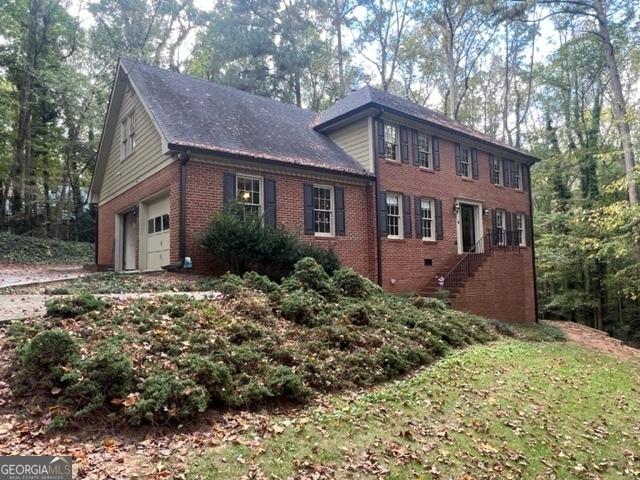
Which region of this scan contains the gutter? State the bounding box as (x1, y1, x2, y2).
(178, 151, 190, 266)
(372, 109, 384, 286)
(527, 167, 540, 323)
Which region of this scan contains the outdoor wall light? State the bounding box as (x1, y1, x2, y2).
(483, 208, 489, 216)
(453, 202, 460, 214)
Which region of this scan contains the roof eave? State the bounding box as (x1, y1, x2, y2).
(315, 101, 540, 164)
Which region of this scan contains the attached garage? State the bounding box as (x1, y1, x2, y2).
(143, 194, 170, 270)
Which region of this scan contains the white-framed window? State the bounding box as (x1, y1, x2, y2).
(516, 213, 526, 246)
(491, 157, 502, 185)
(386, 193, 403, 238)
(236, 174, 263, 220)
(513, 163, 522, 189)
(421, 198, 435, 241)
(460, 147, 471, 178)
(313, 185, 334, 236)
(121, 112, 135, 160)
(417, 133, 431, 168)
(147, 214, 170, 234)
(495, 209, 506, 246)
(384, 124, 398, 161)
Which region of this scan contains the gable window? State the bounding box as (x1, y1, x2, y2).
(491, 157, 502, 185)
(421, 198, 435, 241)
(495, 210, 506, 246)
(460, 147, 471, 178)
(516, 213, 525, 246)
(386, 193, 403, 238)
(417, 133, 431, 168)
(384, 124, 398, 161)
(236, 175, 263, 220)
(513, 163, 522, 189)
(121, 112, 135, 160)
(313, 185, 334, 236)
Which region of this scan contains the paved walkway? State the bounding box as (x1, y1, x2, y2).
(0, 291, 221, 323)
(0, 264, 90, 289)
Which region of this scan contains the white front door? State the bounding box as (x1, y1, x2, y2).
(145, 196, 170, 270)
(123, 212, 137, 270)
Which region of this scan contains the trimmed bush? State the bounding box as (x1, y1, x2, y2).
(333, 268, 370, 298)
(281, 289, 325, 326)
(283, 257, 335, 296)
(266, 366, 310, 402)
(21, 329, 79, 374)
(45, 293, 106, 318)
(201, 204, 339, 279)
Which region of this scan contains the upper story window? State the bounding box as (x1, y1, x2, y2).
(121, 112, 135, 160)
(420, 198, 435, 241)
(513, 163, 522, 189)
(515, 213, 525, 246)
(386, 193, 403, 238)
(495, 209, 506, 246)
(313, 185, 334, 236)
(460, 147, 471, 178)
(491, 157, 502, 185)
(417, 133, 431, 168)
(384, 124, 398, 161)
(237, 175, 263, 220)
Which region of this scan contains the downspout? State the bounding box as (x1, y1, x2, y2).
(178, 151, 190, 267)
(527, 165, 540, 323)
(373, 108, 384, 286)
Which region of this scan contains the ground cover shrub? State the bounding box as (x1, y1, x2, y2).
(45, 293, 106, 318)
(8, 257, 558, 428)
(0, 232, 94, 264)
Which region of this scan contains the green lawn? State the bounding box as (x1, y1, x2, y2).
(187, 341, 640, 479)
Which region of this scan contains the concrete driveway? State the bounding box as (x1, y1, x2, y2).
(0, 291, 221, 323)
(0, 264, 90, 289)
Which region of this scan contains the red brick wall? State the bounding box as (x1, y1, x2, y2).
(376, 136, 536, 322)
(183, 160, 378, 280)
(97, 162, 181, 269)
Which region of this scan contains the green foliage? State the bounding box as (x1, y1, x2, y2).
(265, 367, 310, 402)
(20, 329, 79, 375)
(201, 205, 339, 279)
(411, 296, 448, 311)
(85, 341, 134, 399)
(179, 355, 234, 404)
(281, 289, 325, 326)
(0, 233, 94, 265)
(45, 293, 106, 318)
(332, 268, 370, 298)
(128, 373, 209, 425)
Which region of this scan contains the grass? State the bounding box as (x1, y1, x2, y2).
(0, 232, 94, 264)
(187, 341, 640, 479)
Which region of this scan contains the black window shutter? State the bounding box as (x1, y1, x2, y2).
(376, 120, 385, 160)
(489, 155, 496, 184)
(435, 198, 443, 240)
(411, 129, 419, 166)
(523, 165, 530, 191)
(491, 209, 498, 245)
(502, 159, 511, 187)
(223, 172, 236, 204)
(525, 213, 532, 245)
(377, 191, 387, 236)
(471, 148, 479, 179)
(432, 137, 440, 170)
(400, 126, 409, 163)
(303, 183, 314, 235)
(335, 186, 345, 236)
(414, 196, 423, 238)
(455, 144, 462, 176)
(264, 178, 277, 227)
(402, 194, 412, 236)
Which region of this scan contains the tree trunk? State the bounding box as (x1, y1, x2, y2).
(594, 0, 637, 206)
(334, 0, 344, 94)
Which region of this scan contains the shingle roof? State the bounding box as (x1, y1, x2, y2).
(120, 59, 372, 177)
(313, 85, 537, 161)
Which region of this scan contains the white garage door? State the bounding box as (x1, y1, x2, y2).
(145, 196, 170, 270)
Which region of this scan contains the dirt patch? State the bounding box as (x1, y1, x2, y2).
(545, 320, 640, 362)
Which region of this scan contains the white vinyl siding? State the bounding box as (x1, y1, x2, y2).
(100, 84, 173, 205)
(328, 118, 371, 171)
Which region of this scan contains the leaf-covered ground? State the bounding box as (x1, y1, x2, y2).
(187, 341, 640, 479)
(0, 232, 94, 265)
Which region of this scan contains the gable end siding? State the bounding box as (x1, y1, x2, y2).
(328, 118, 372, 172)
(99, 84, 174, 205)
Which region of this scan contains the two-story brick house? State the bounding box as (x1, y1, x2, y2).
(90, 59, 538, 323)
